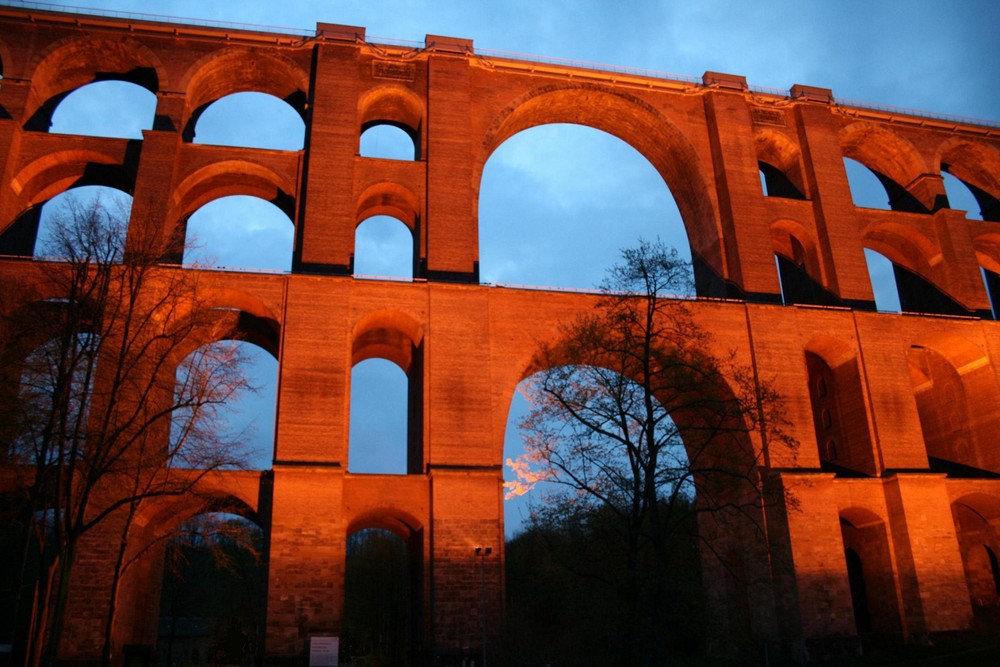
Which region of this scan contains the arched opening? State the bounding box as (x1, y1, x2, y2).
(951, 496, 1000, 610)
(755, 130, 807, 200)
(479, 124, 692, 292)
(360, 123, 418, 160)
(157, 512, 266, 667)
(863, 248, 901, 312)
(771, 222, 838, 306)
(503, 361, 724, 663)
(49, 81, 156, 139)
(804, 348, 875, 476)
(33, 186, 132, 261)
(348, 359, 408, 474)
(943, 170, 985, 221)
(354, 215, 414, 280)
(908, 345, 975, 472)
(839, 510, 902, 640)
(171, 340, 257, 469)
(10, 332, 98, 465)
(190, 92, 305, 150)
(844, 158, 892, 210)
(342, 526, 416, 665)
(183, 195, 293, 272)
(982, 267, 1000, 319)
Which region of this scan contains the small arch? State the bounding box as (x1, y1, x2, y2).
(348, 358, 408, 474)
(754, 130, 807, 199)
(951, 495, 1000, 606)
(32, 185, 132, 261)
(840, 123, 931, 213)
(804, 339, 876, 476)
(360, 123, 418, 161)
(839, 508, 902, 637)
(190, 92, 305, 150)
(942, 171, 985, 221)
(770, 220, 838, 306)
(343, 511, 423, 665)
(350, 312, 424, 474)
(358, 85, 425, 150)
(938, 139, 1000, 222)
(354, 216, 414, 280)
(862, 226, 968, 316)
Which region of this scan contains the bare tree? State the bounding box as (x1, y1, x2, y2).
(0, 194, 253, 666)
(507, 239, 795, 665)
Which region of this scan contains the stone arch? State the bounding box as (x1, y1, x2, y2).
(973, 232, 1000, 275)
(7, 149, 133, 213)
(352, 309, 423, 371)
(838, 506, 903, 637)
(755, 129, 808, 199)
(480, 83, 719, 295)
(22, 35, 165, 130)
(168, 160, 296, 260)
(351, 310, 424, 474)
(907, 333, 1000, 473)
(516, 335, 760, 484)
(937, 137, 1000, 222)
(179, 47, 309, 141)
(358, 85, 425, 158)
(951, 493, 1000, 607)
(803, 336, 876, 475)
(861, 221, 953, 304)
(347, 506, 424, 539)
(1, 153, 134, 256)
(355, 181, 420, 232)
(770, 219, 839, 305)
(840, 122, 932, 213)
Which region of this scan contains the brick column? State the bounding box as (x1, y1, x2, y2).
(296, 40, 360, 275)
(424, 38, 478, 283)
(793, 100, 875, 308)
(702, 81, 783, 301)
(883, 474, 972, 638)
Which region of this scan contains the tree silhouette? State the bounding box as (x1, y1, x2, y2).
(0, 194, 253, 666)
(508, 239, 795, 665)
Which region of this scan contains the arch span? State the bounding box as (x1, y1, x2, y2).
(481, 84, 719, 293)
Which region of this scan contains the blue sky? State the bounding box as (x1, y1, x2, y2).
(22, 0, 1000, 535)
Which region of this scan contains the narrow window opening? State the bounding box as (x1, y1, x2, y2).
(349, 359, 408, 474)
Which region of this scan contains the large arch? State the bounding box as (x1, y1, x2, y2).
(179, 48, 309, 141)
(22, 35, 165, 130)
(480, 84, 720, 295)
(840, 122, 932, 213)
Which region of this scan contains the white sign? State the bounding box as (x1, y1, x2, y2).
(309, 636, 339, 667)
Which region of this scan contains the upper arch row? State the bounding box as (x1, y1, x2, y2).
(2, 25, 1000, 307)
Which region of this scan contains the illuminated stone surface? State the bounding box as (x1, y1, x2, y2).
(1, 5, 999, 662)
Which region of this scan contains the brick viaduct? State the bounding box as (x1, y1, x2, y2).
(1, 5, 1000, 664)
